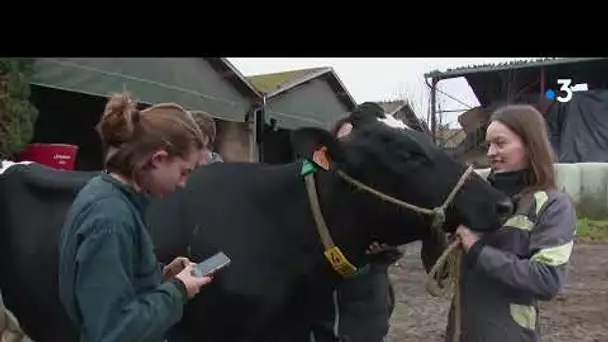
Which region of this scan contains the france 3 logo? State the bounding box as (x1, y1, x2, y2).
(544, 79, 588, 103)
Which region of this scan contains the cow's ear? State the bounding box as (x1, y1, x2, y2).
(290, 127, 345, 169)
(349, 101, 385, 129)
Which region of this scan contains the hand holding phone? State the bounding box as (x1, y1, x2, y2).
(162, 256, 191, 281)
(175, 264, 213, 298)
(191, 251, 232, 277)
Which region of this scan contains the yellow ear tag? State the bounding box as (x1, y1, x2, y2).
(324, 246, 358, 276)
(312, 147, 331, 170)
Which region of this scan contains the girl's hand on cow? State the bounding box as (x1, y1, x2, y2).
(175, 264, 213, 298)
(163, 256, 194, 281)
(455, 224, 480, 252)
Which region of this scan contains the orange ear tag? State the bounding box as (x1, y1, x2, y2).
(312, 147, 331, 170)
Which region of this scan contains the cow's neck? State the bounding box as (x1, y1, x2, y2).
(304, 168, 374, 277)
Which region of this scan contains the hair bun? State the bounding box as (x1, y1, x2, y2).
(97, 92, 139, 146)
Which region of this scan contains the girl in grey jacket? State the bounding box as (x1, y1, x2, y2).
(449, 104, 576, 342)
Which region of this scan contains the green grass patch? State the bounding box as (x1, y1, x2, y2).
(573, 194, 608, 221)
(576, 217, 608, 243)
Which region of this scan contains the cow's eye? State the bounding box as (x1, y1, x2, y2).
(404, 146, 432, 166)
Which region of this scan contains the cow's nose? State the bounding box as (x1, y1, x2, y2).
(496, 198, 514, 217)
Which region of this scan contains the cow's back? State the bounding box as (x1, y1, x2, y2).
(0, 162, 97, 342)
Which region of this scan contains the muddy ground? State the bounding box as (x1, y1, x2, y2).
(386, 242, 608, 342)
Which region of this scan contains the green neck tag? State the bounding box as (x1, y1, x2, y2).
(300, 159, 318, 176)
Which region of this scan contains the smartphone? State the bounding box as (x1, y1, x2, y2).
(191, 251, 231, 277)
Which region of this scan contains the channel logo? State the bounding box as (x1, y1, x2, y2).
(545, 79, 588, 103)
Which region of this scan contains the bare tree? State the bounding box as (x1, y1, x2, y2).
(393, 83, 425, 123)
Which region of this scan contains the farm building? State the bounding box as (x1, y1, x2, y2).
(246, 67, 358, 163)
(24, 57, 263, 170)
(376, 100, 431, 135)
(425, 57, 608, 166)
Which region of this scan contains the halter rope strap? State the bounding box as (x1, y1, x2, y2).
(336, 165, 475, 231)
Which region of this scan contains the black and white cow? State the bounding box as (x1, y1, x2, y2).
(0, 115, 512, 342)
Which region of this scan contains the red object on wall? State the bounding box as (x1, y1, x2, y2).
(16, 143, 79, 170)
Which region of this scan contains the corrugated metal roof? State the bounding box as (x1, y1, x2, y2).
(424, 57, 606, 80)
(246, 67, 329, 94)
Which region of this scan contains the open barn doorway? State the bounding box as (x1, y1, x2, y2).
(261, 125, 295, 164)
(28, 84, 258, 169)
(28, 86, 152, 171)
(28, 85, 110, 171)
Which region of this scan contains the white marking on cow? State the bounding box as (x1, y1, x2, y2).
(377, 114, 411, 130)
(0, 160, 33, 175)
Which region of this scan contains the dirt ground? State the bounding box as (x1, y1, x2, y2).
(386, 242, 608, 342)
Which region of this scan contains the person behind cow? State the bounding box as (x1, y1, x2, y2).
(189, 109, 224, 165)
(58, 92, 213, 342)
(310, 102, 404, 342)
(448, 104, 576, 342)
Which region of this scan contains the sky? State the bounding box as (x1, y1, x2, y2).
(228, 58, 532, 128)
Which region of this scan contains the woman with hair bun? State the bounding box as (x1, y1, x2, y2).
(58, 92, 213, 342)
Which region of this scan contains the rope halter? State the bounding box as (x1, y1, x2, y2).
(335, 164, 475, 234)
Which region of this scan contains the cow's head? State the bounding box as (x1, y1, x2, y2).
(291, 115, 512, 246)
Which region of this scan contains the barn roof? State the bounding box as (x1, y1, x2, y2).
(213, 58, 263, 99)
(29, 58, 263, 123)
(376, 100, 431, 135)
(423, 58, 603, 80)
(247, 67, 327, 94)
(424, 57, 608, 107)
(246, 67, 358, 111)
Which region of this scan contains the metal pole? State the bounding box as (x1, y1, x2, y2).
(248, 106, 257, 163)
(248, 97, 265, 163)
(430, 77, 438, 144)
(256, 96, 267, 162)
(539, 68, 546, 116)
